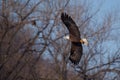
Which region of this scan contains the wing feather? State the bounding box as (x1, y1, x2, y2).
(61, 13, 81, 39)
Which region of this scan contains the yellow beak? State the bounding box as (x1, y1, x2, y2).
(80, 39, 84, 44)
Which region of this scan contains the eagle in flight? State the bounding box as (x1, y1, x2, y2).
(61, 12, 88, 65)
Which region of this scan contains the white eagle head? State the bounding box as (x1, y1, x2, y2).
(80, 38, 88, 46)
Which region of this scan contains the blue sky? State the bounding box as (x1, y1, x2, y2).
(100, 0, 120, 11)
(91, 0, 120, 50)
(70, 0, 120, 24)
(86, 0, 120, 12)
(93, 0, 120, 18)
(85, 0, 120, 17)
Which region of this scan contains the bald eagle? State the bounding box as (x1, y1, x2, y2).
(61, 12, 88, 65)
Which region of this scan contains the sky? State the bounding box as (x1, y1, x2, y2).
(92, 0, 120, 19)
(90, 0, 120, 52)
(69, 0, 120, 25)
(100, 0, 120, 12)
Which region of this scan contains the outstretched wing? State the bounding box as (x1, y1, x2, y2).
(69, 42, 83, 65)
(61, 12, 81, 40)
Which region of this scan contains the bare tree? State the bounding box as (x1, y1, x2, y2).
(0, 0, 120, 80)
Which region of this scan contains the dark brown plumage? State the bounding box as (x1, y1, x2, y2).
(61, 12, 83, 65)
